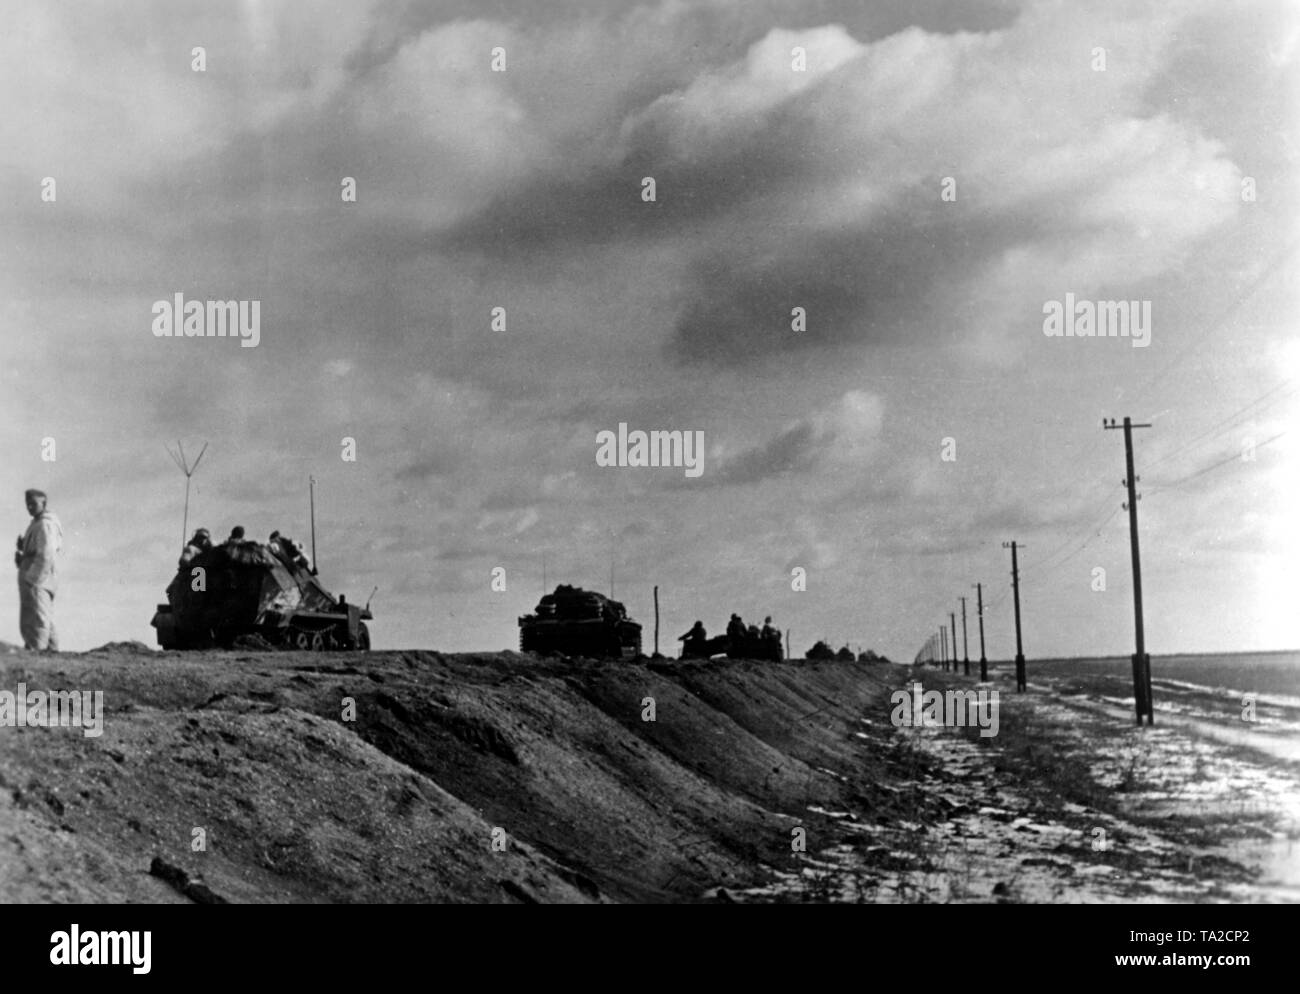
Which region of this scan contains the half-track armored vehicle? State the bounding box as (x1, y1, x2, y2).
(151, 539, 371, 651)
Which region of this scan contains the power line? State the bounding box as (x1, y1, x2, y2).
(1144, 381, 1295, 473)
(1022, 490, 1125, 576)
(1147, 431, 1287, 495)
(1023, 505, 1124, 581)
(1138, 237, 1300, 396)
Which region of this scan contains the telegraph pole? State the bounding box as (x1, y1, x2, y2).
(973, 582, 987, 682)
(653, 585, 660, 657)
(950, 611, 958, 676)
(941, 626, 948, 670)
(1002, 541, 1026, 692)
(1104, 416, 1154, 726)
(959, 597, 970, 676)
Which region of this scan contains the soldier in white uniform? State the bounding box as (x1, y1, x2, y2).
(14, 488, 62, 651)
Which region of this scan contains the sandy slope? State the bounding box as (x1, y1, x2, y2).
(0, 649, 1293, 903)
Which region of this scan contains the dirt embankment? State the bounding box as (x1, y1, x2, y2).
(6, 650, 1291, 903)
(0, 650, 904, 903)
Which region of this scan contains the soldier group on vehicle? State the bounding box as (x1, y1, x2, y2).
(178, 526, 311, 572)
(679, 612, 783, 661)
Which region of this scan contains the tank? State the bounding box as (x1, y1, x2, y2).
(518, 585, 642, 659)
(150, 539, 372, 650)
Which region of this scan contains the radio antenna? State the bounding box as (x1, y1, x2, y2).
(309, 475, 318, 575)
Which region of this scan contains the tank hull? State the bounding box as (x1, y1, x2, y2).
(519, 617, 642, 659)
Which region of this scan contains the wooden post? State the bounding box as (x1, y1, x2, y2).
(653, 585, 660, 657)
(950, 611, 957, 675)
(1004, 541, 1026, 692)
(1105, 416, 1154, 726)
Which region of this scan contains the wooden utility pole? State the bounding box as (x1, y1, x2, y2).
(949, 611, 958, 676)
(653, 585, 660, 656)
(956, 600, 967, 680)
(1104, 416, 1154, 726)
(941, 626, 948, 670)
(973, 582, 987, 682)
(1003, 541, 1026, 692)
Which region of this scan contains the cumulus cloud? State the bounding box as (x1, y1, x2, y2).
(431, 4, 1241, 366)
(705, 389, 884, 486)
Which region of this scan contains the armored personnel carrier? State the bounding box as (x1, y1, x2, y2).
(151, 538, 372, 651)
(518, 584, 642, 659)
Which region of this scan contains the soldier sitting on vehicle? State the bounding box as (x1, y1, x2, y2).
(726, 613, 746, 641)
(679, 620, 707, 648)
(178, 528, 212, 568)
(268, 531, 295, 565)
(761, 615, 779, 641)
(285, 537, 312, 572)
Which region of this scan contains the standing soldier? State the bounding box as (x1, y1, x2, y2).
(15, 489, 62, 651)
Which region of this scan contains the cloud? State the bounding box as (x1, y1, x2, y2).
(432, 7, 1241, 367)
(704, 389, 884, 486)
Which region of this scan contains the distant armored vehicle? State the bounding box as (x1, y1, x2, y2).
(679, 623, 784, 662)
(519, 585, 642, 659)
(806, 640, 835, 661)
(151, 538, 372, 651)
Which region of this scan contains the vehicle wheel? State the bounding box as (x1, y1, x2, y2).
(294, 630, 312, 650)
(356, 623, 370, 651)
(310, 632, 325, 652)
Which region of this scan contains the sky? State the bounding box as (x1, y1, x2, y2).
(0, 0, 1296, 658)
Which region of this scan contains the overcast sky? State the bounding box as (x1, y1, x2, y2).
(1, 0, 1296, 657)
